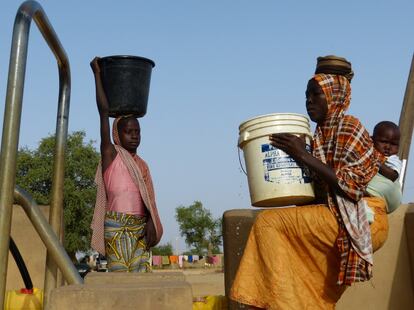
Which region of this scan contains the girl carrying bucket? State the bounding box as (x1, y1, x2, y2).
(90, 57, 163, 272)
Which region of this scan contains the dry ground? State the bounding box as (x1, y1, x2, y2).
(184, 269, 225, 297)
(154, 268, 225, 297)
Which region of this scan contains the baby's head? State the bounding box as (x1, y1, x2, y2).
(114, 116, 141, 153)
(372, 121, 400, 157)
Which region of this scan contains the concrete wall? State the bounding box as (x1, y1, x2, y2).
(48, 272, 193, 310)
(337, 204, 414, 309)
(6, 205, 49, 291)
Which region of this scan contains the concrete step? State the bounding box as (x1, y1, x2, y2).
(47, 272, 193, 310)
(84, 271, 186, 284)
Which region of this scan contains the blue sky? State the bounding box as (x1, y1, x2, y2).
(1, 0, 413, 252)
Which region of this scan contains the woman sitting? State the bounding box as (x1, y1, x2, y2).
(230, 55, 389, 309)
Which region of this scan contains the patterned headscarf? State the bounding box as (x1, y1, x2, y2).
(312, 74, 384, 285)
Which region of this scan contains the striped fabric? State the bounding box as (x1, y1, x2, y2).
(312, 74, 384, 284)
(91, 116, 163, 256)
(104, 211, 150, 272)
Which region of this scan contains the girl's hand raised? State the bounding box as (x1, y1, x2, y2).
(90, 57, 101, 74)
(90, 57, 110, 115)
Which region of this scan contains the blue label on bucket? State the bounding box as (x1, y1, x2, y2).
(262, 144, 311, 184)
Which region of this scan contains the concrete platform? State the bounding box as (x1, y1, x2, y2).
(84, 271, 186, 284)
(47, 272, 193, 310)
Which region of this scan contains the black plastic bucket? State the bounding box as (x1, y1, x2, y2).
(98, 55, 155, 118)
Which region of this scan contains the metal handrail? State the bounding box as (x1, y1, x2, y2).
(0, 0, 72, 306)
(14, 186, 82, 285)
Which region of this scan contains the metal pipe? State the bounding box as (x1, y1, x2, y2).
(0, 5, 32, 307)
(398, 53, 414, 191)
(44, 21, 71, 305)
(14, 186, 83, 285)
(0, 1, 71, 305)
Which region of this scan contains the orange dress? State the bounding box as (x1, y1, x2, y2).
(230, 197, 388, 309)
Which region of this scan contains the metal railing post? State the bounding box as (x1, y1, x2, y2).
(399, 53, 414, 191)
(0, 1, 71, 306)
(44, 24, 71, 307)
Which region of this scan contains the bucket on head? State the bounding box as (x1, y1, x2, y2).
(238, 113, 315, 207)
(98, 55, 155, 118)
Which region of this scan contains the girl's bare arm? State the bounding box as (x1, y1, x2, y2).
(90, 57, 116, 172)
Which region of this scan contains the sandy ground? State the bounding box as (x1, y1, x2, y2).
(154, 268, 225, 297)
(184, 269, 225, 297)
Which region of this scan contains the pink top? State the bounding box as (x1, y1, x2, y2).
(103, 153, 146, 216)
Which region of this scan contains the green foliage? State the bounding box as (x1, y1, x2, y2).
(151, 243, 173, 256)
(175, 201, 222, 255)
(16, 131, 100, 258)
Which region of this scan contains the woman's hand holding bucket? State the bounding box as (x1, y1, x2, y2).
(269, 133, 308, 162)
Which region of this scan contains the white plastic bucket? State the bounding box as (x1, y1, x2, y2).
(238, 113, 315, 207)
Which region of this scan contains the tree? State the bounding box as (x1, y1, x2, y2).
(16, 131, 100, 260)
(151, 243, 173, 256)
(175, 201, 222, 255)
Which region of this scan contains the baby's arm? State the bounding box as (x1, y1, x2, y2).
(90, 57, 116, 172)
(379, 163, 399, 182)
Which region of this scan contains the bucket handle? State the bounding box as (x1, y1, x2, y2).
(238, 147, 248, 175)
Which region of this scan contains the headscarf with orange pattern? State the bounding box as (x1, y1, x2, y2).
(311, 73, 384, 285)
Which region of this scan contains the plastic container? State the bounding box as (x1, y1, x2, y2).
(4, 288, 43, 310)
(238, 113, 314, 207)
(99, 55, 155, 118)
(193, 295, 227, 310)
